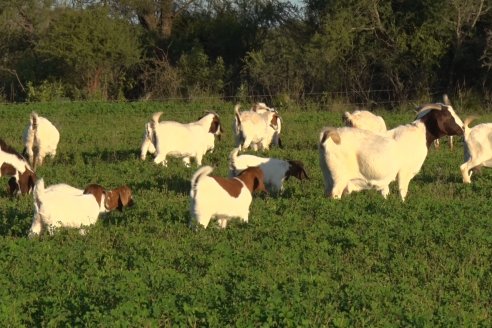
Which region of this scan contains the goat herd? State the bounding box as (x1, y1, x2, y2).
(1, 96, 491, 235)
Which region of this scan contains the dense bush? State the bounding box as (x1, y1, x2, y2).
(0, 101, 490, 326)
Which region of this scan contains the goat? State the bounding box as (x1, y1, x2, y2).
(23, 112, 60, 169)
(29, 180, 134, 235)
(190, 165, 266, 228)
(233, 104, 282, 151)
(431, 95, 455, 150)
(319, 102, 464, 200)
(144, 111, 222, 167)
(0, 138, 36, 196)
(459, 117, 492, 183)
(229, 147, 308, 193)
(342, 110, 387, 134)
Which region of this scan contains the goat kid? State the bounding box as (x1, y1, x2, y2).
(229, 147, 308, 193)
(319, 103, 464, 200)
(190, 165, 266, 228)
(143, 111, 222, 166)
(233, 104, 282, 151)
(23, 112, 60, 169)
(0, 138, 36, 196)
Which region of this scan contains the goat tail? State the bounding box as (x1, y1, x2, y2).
(463, 116, 478, 139)
(33, 177, 45, 207)
(443, 94, 451, 106)
(234, 104, 241, 126)
(319, 127, 341, 145)
(30, 112, 39, 129)
(229, 147, 240, 173)
(342, 111, 353, 127)
(190, 166, 214, 199)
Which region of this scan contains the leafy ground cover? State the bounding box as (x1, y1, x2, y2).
(0, 101, 490, 326)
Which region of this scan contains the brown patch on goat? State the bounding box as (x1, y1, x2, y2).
(213, 167, 266, 197)
(209, 115, 223, 134)
(7, 177, 18, 196)
(105, 186, 134, 211)
(1, 163, 16, 176)
(418, 108, 464, 147)
(83, 184, 106, 208)
(270, 114, 280, 130)
(286, 161, 309, 181)
(18, 167, 36, 195)
(212, 177, 243, 197)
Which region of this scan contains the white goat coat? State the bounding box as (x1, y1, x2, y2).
(23, 113, 60, 167)
(234, 108, 281, 151)
(229, 150, 289, 192)
(319, 122, 428, 200)
(30, 179, 101, 235)
(190, 166, 252, 228)
(343, 110, 387, 134)
(152, 113, 219, 167)
(461, 122, 492, 183)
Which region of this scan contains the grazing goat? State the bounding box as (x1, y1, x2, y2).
(233, 104, 282, 151)
(460, 117, 492, 183)
(0, 138, 36, 195)
(23, 112, 60, 169)
(229, 147, 308, 193)
(29, 179, 134, 235)
(319, 102, 464, 200)
(342, 110, 387, 134)
(190, 165, 266, 228)
(143, 112, 222, 167)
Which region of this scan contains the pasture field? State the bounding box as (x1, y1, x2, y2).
(0, 101, 491, 327)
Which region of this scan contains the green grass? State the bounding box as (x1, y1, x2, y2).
(0, 101, 491, 326)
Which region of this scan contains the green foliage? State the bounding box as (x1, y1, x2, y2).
(26, 80, 66, 102)
(0, 102, 491, 325)
(35, 6, 142, 99)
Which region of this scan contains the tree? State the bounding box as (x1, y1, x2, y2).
(35, 6, 142, 99)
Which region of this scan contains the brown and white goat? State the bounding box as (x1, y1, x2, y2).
(190, 165, 266, 228)
(0, 138, 36, 196)
(319, 102, 464, 200)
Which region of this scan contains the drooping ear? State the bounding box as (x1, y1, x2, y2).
(7, 177, 19, 196)
(270, 114, 280, 130)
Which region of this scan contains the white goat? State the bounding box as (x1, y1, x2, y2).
(460, 117, 492, 183)
(233, 104, 282, 151)
(23, 112, 60, 169)
(319, 103, 464, 200)
(30, 178, 103, 235)
(29, 179, 134, 235)
(0, 138, 36, 195)
(342, 110, 387, 134)
(145, 112, 222, 167)
(229, 147, 308, 193)
(190, 165, 266, 228)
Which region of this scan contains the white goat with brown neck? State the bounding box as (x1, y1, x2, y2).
(190, 165, 266, 228)
(29, 179, 134, 236)
(143, 111, 222, 167)
(23, 112, 60, 169)
(0, 138, 36, 196)
(319, 103, 464, 200)
(229, 147, 308, 193)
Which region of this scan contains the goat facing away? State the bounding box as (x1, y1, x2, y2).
(190, 165, 266, 229)
(460, 116, 492, 183)
(0, 138, 36, 196)
(342, 110, 387, 134)
(23, 112, 60, 169)
(233, 104, 282, 151)
(319, 103, 464, 201)
(29, 179, 134, 236)
(142, 111, 223, 167)
(229, 147, 308, 193)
